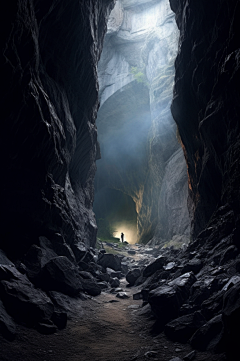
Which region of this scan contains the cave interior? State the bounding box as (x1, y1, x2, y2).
(1, 0, 240, 360)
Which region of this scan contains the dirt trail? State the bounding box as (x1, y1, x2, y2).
(0, 277, 226, 361)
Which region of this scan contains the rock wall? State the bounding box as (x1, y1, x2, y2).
(0, 0, 114, 256)
(95, 0, 190, 245)
(171, 0, 240, 239)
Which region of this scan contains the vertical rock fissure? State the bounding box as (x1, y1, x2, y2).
(94, 0, 190, 246)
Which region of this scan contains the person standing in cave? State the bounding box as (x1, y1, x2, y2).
(121, 232, 124, 243)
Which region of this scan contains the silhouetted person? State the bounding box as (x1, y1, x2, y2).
(121, 232, 124, 243)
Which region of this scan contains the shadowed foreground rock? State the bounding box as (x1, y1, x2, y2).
(0, 0, 114, 340)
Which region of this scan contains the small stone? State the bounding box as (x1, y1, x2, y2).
(109, 277, 120, 288)
(144, 350, 158, 358)
(183, 350, 196, 361)
(175, 348, 182, 352)
(133, 292, 142, 300)
(115, 287, 123, 292)
(116, 292, 130, 299)
(36, 322, 57, 335)
(128, 250, 136, 255)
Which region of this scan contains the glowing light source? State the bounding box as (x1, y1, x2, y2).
(113, 221, 137, 244)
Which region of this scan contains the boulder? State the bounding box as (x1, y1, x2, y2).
(121, 262, 129, 275)
(164, 311, 206, 343)
(181, 258, 203, 275)
(222, 280, 240, 334)
(182, 351, 196, 361)
(0, 250, 14, 266)
(24, 245, 43, 282)
(97, 281, 109, 289)
(201, 290, 224, 320)
(189, 276, 220, 306)
(116, 292, 130, 299)
(222, 280, 240, 359)
(79, 271, 95, 280)
(220, 245, 238, 265)
(97, 254, 121, 271)
(0, 264, 20, 281)
(109, 277, 120, 288)
(148, 273, 196, 326)
(0, 268, 54, 326)
(126, 268, 141, 286)
(106, 268, 122, 279)
(48, 291, 81, 313)
(36, 320, 57, 335)
(0, 300, 16, 341)
(128, 250, 136, 255)
(143, 256, 167, 277)
(95, 271, 110, 283)
(190, 314, 224, 352)
(38, 236, 61, 265)
(81, 278, 101, 296)
(40, 256, 82, 296)
(51, 310, 67, 329)
(164, 262, 176, 271)
(222, 275, 240, 292)
(71, 242, 94, 263)
(133, 292, 142, 300)
(42, 234, 76, 263)
(168, 272, 197, 292)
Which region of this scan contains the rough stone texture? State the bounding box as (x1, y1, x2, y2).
(164, 311, 206, 343)
(0, 300, 16, 341)
(171, 0, 240, 239)
(97, 253, 122, 271)
(94, 0, 190, 245)
(148, 272, 196, 327)
(151, 148, 190, 245)
(0, 0, 114, 338)
(40, 256, 83, 296)
(0, 265, 54, 327)
(0, 0, 114, 257)
(126, 268, 141, 285)
(143, 256, 167, 277)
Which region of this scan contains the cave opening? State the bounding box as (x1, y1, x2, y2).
(94, 188, 138, 244)
(94, 0, 187, 247)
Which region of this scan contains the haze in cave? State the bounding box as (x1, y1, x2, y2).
(1, 0, 240, 360)
(94, 0, 189, 247)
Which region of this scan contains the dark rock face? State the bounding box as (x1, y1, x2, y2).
(171, 0, 240, 239)
(164, 311, 206, 343)
(0, 264, 54, 327)
(0, 0, 114, 255)
(126, 268, 141, 286)
(0, 300, 16, 341)
(40, 256, 83, 296)
(0, 0, 115, 340)
(97, 253, 122, 271)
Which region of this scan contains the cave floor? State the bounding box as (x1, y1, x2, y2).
(0, 279, 226, 361)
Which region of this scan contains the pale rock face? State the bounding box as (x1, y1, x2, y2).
(107, 0, 124, 34)
(95, 0, 190, 245)
(122, 0, 159, 8)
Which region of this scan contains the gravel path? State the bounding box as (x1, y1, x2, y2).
(0, 278, 226, 361)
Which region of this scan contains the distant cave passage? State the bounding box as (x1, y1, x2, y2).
(93, 188, 137, 244)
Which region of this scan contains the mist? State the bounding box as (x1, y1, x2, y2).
(94, 0, 180, 244)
